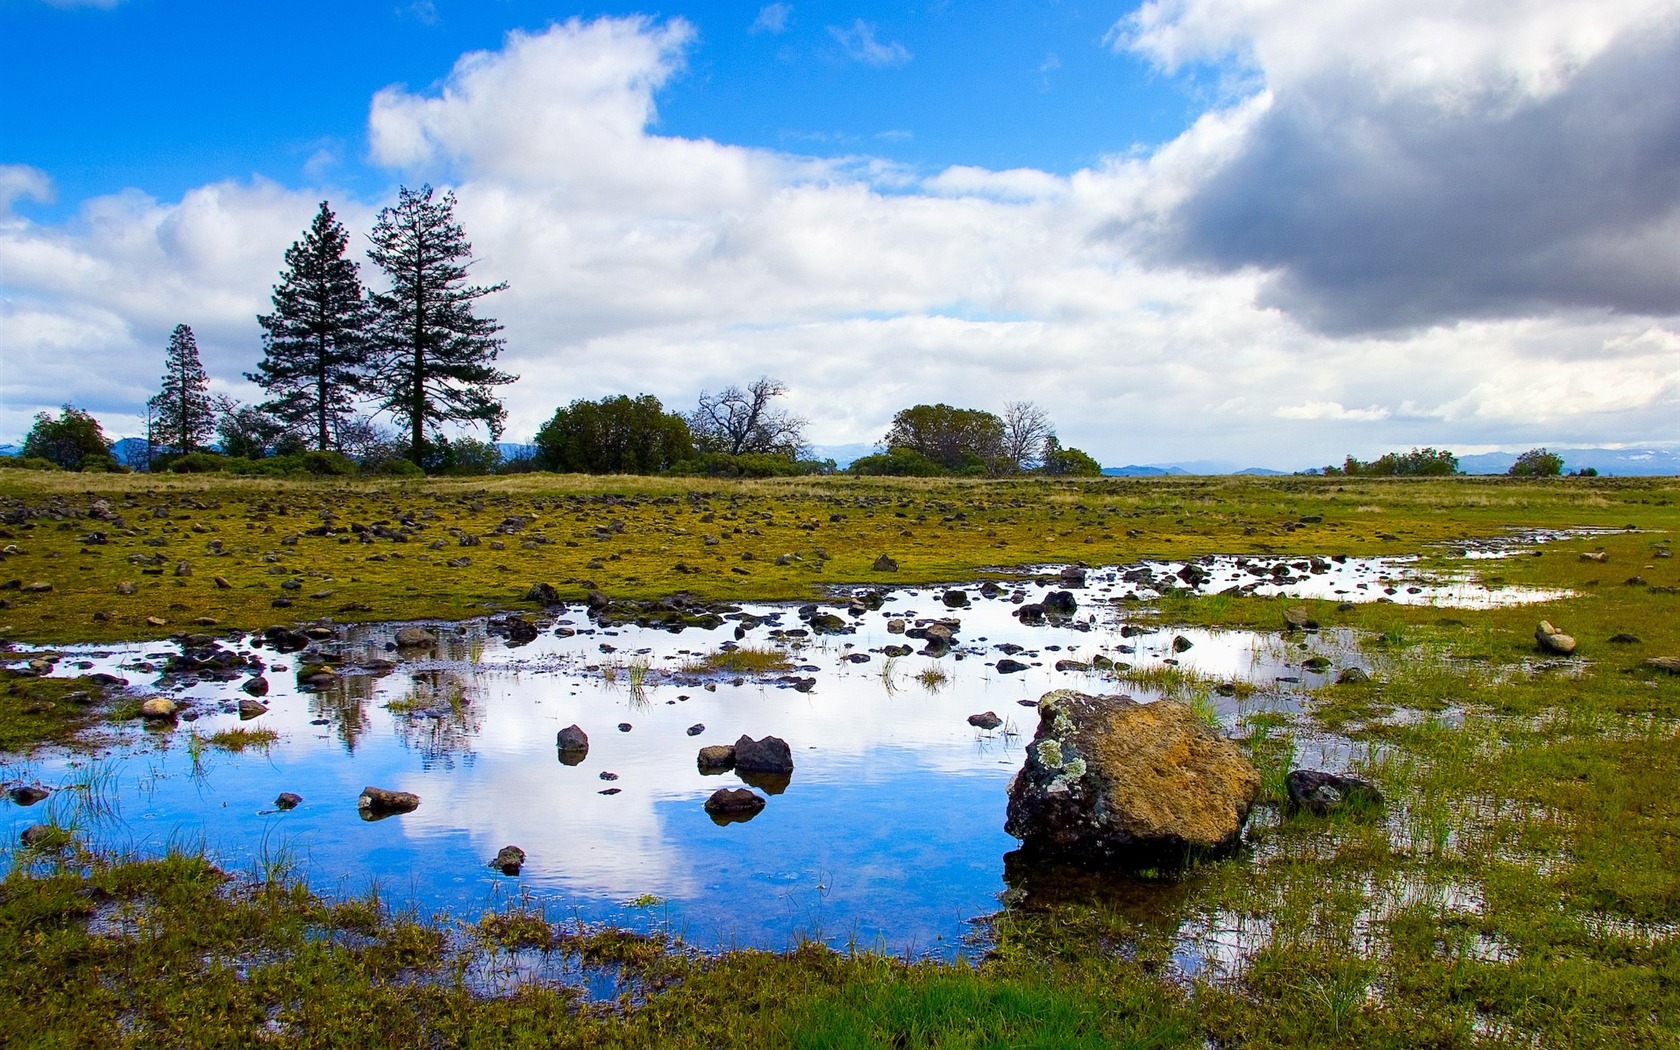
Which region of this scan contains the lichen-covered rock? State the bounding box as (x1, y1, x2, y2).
(1005, 690, 1260, 865)
(1285, 769, 1384, 816)
(138, 697, 177, 719)
(357, 786, 419, 818)
(491, 845, 526, 874)
(697, 744, 736, 772)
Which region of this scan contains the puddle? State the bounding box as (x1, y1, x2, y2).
(0, 551, 1570, 960)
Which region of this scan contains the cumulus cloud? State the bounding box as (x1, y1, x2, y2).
(827, 19, 912, 67)
(1113, 0, 1680, 334)
(0, 165, 54, 210)
(4, 14, 1679, 465)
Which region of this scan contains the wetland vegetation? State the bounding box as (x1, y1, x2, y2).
(2, 470, 1677, 1047)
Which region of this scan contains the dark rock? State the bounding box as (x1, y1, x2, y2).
(241, 676, 269, 697)
(1171, 635, 1193, 653)
(394, 625, 436, 648)
(1285, 769, 1384, 816)
(1042, 591, 1078, 617)
(686, 723, 706, 736)
(617, 722, 633, 732)
(872, 554, 899, 572)
(19, 824, 69, 849)
(524, 582, 561, 606)
(1335, 667, 1372, 685)
(237, 698, 269, 720)
(1015, 604, 1045, 624)
(1608, 633, 1641, 644)
(274, 792, 302, 811)
(942, 589, 969, 608)
(555, 724, 590, 754)
(704, 787, 766, 824)
(1058, 566, 1087, 587)
(1005, 690, 1260, 866)
(491, 845, 526, 875)
(996, 658, 1030, 674)
(7, 784, 49, 806)
(358, 786, 420, 818)
(733, 734, 794, 774)
(968, 711, 1003, 730)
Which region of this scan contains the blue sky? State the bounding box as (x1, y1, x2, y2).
(4, 1, 1207, 216)
(2, 0, 1678, 467)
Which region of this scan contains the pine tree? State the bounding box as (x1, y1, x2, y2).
(249, 201, 371, 452)
(366, 185, 514, 465)
(148, 324, 216, 456)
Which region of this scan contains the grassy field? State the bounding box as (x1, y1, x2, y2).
(2, 471, 1678, 1047)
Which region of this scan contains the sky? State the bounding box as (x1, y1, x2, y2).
(2, 0, 1678, 469)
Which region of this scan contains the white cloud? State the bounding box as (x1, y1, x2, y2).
(0, 165, 54, 210)
(827, 19, 912, 67)
(751, 3, 792, 35)
(4, 15, 1680, 467)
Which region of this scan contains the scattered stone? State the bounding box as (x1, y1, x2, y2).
(357, 786, 420, 817)
(1301, 655, 1332, 672)
(1058, 566, 1087, 587)
(703, 787, 765, 824)
(213, 575, 232, 589)
(967, 711, 1003, 730)
(237, 698, 269, 720)
(598, 787, 621, 795)
(145, 615, 167, 627)
(138, 697, 177, 719)
(116, 581, 138, 595)
(491, 845, 526, 875)
(686, 723, 705, 736)
(1042, 591, 1078, 617)
(1335, 667, 1372, 685)
(942, 589, 969, 608)
(394, 625, 437, 648)
(697, 744, 737, 772)
(1580, 551, 1608, 563)
(996, 658, 1030, 674)
(1285, 769, 1384, 816)
(524, 582, 561, 606)
(598, 772, 618, 781)
(274, 792, 302, 811)
(7, 784, 49, 806)
(242, 676, 270, 697)
(1004, 690, 1261, 865)
(20, 824, 69, 849)
(886, 619, 906, 634)
(872, 554, 899, 572)
(1283, 607, 1318, 631)
(1535, 620, 1577, 656)
(555, 724, 590, 753)
(733, 734, 794, 775)
(22, 581, 52, 593)
(1171, 635, 1194, 653)
(1645, 657, 1680, 675)
(617, 722, 633, 732)
(1608, 633, 1642, 644)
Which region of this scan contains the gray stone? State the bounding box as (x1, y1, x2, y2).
(733, 734, 794, 775)
(1285, 769, 1384, 816)
(357, 786, 420, 817)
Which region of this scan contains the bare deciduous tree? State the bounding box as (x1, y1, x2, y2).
(1001, 401, 1054, 473)
(688, 376, 808, 458)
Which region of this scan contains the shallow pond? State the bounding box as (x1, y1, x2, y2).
(1, 550, 1566, 959)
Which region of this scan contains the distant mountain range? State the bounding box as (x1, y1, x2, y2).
(1104, 448, 1680, 477)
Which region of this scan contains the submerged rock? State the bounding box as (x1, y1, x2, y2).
(274, 792, 303, 811)
(1335, 667, 1372, 685)
(1005, 691, 1260, 866)
(357, 786, 420, 818)
(7, 784, 49, 806)
(393, 625, 437, 648)
(491, 845, 526, 875)
(1536, 620, 1577, 655)
(1285, 769, 1384, 816)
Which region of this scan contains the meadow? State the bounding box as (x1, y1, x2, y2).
(1, 471, 1676, 1047)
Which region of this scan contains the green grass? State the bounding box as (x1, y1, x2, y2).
(682, 647, 795, 676)
(2, 472, 1680, 1046)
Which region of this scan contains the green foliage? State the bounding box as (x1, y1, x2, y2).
(164, 451, 230, 473)
(0, 457, 62, 471)
(883, 404, 1006, 473)
(250, 201, 373, 452)
(215, 403, 298, 460)
(1334, 447, 1460, 476)
(670, 451, 832, 477)
(848, 446, 949, 476)
(148, 324, 216, 456)
(1509, 447, 1564, 477)
(535, 394, 694, 474)
(367, 456, 426, 478)
(425, 436, 503, 476)
(366, 185, 514, 464)
(1040, 437, 1102, 476)
(20, 406, 113, 470)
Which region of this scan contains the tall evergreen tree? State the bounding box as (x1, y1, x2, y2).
(148, 324, 216, 456)
(249, 201, 371, 452)
(366, 185, 514, 465)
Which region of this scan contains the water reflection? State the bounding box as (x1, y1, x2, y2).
(2, 549, 1566, 957)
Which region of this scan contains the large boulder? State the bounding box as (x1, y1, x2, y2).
(733, 734, 793, 775)
(1005, 691, 1260, 865)
(1536, 620, 1577, 656)
(357, 786, 419, 819)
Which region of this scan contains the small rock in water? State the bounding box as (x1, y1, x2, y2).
(7, 784, 50, 806)
(556, 724, 589, 751)
(1535, 620, 1577, 656)
(237, 698, 269, 720)
(1285, 769, 1384, 816)
(357, 786, 419, 819)
(995, 658, 1029, 674)
(599, 771, 619, 781)
(138, 697, 177, 720)
(686, 723, 705, 736)
(242, 676, 269, 697)
(617, 722, 633, 732)
(967, 711, 1003, 730)
(491, 845, 526, 875)
(697, 745, 736, 772)
(733, 735, 794, 774)
(19, 824, 69, 849)
(598, 787, 622, 796)
(1335, 667, 1372, 685)
(704, 787, 766, 825)
(394, 625, 437, 648)
(274, 792, 303, 811)
(1171, 635, 1194, 653)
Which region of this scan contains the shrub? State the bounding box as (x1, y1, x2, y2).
(667, 452, 831, 478)
(847, 447, 948, 477)
(20, 405, 114, 470)
(165, 452, 230, 474)
(368, 457, 425, 478)
(0, 456, 62, 471)
(1509, 448, 1564, 477)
